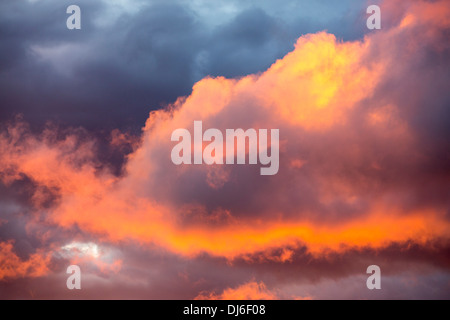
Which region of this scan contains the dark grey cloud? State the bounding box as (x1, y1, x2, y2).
(1, 235, 449, 299)
(0, 0, 372, 133)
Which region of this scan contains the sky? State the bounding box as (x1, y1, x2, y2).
(0, 0, 449, 299)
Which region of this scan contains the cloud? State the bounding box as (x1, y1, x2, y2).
(0, 0, 449, 299)
(0, 241, 50, 280)
(0, 0, 371, 131)
(196, 281, 279, 300)
(3, 21, 450, 258)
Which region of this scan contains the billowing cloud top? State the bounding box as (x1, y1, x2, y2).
(0, 0, 449, 299)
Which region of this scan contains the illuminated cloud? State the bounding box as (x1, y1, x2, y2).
(61, 242, 100, 259)
(196, 281, 279, 300)
(0, 241, 50, 280)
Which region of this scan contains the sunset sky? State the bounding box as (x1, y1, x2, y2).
(1, 0, 449, 299)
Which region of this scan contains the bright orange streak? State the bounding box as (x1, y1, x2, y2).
(49, 198, 450, 259)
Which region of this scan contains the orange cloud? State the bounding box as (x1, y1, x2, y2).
(259, 32, 383, 130)
(195, 281, 314, 300)
(196, 281, 278, 300)
(0, 0, 449, 264)
(0, 241, 50, 280)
